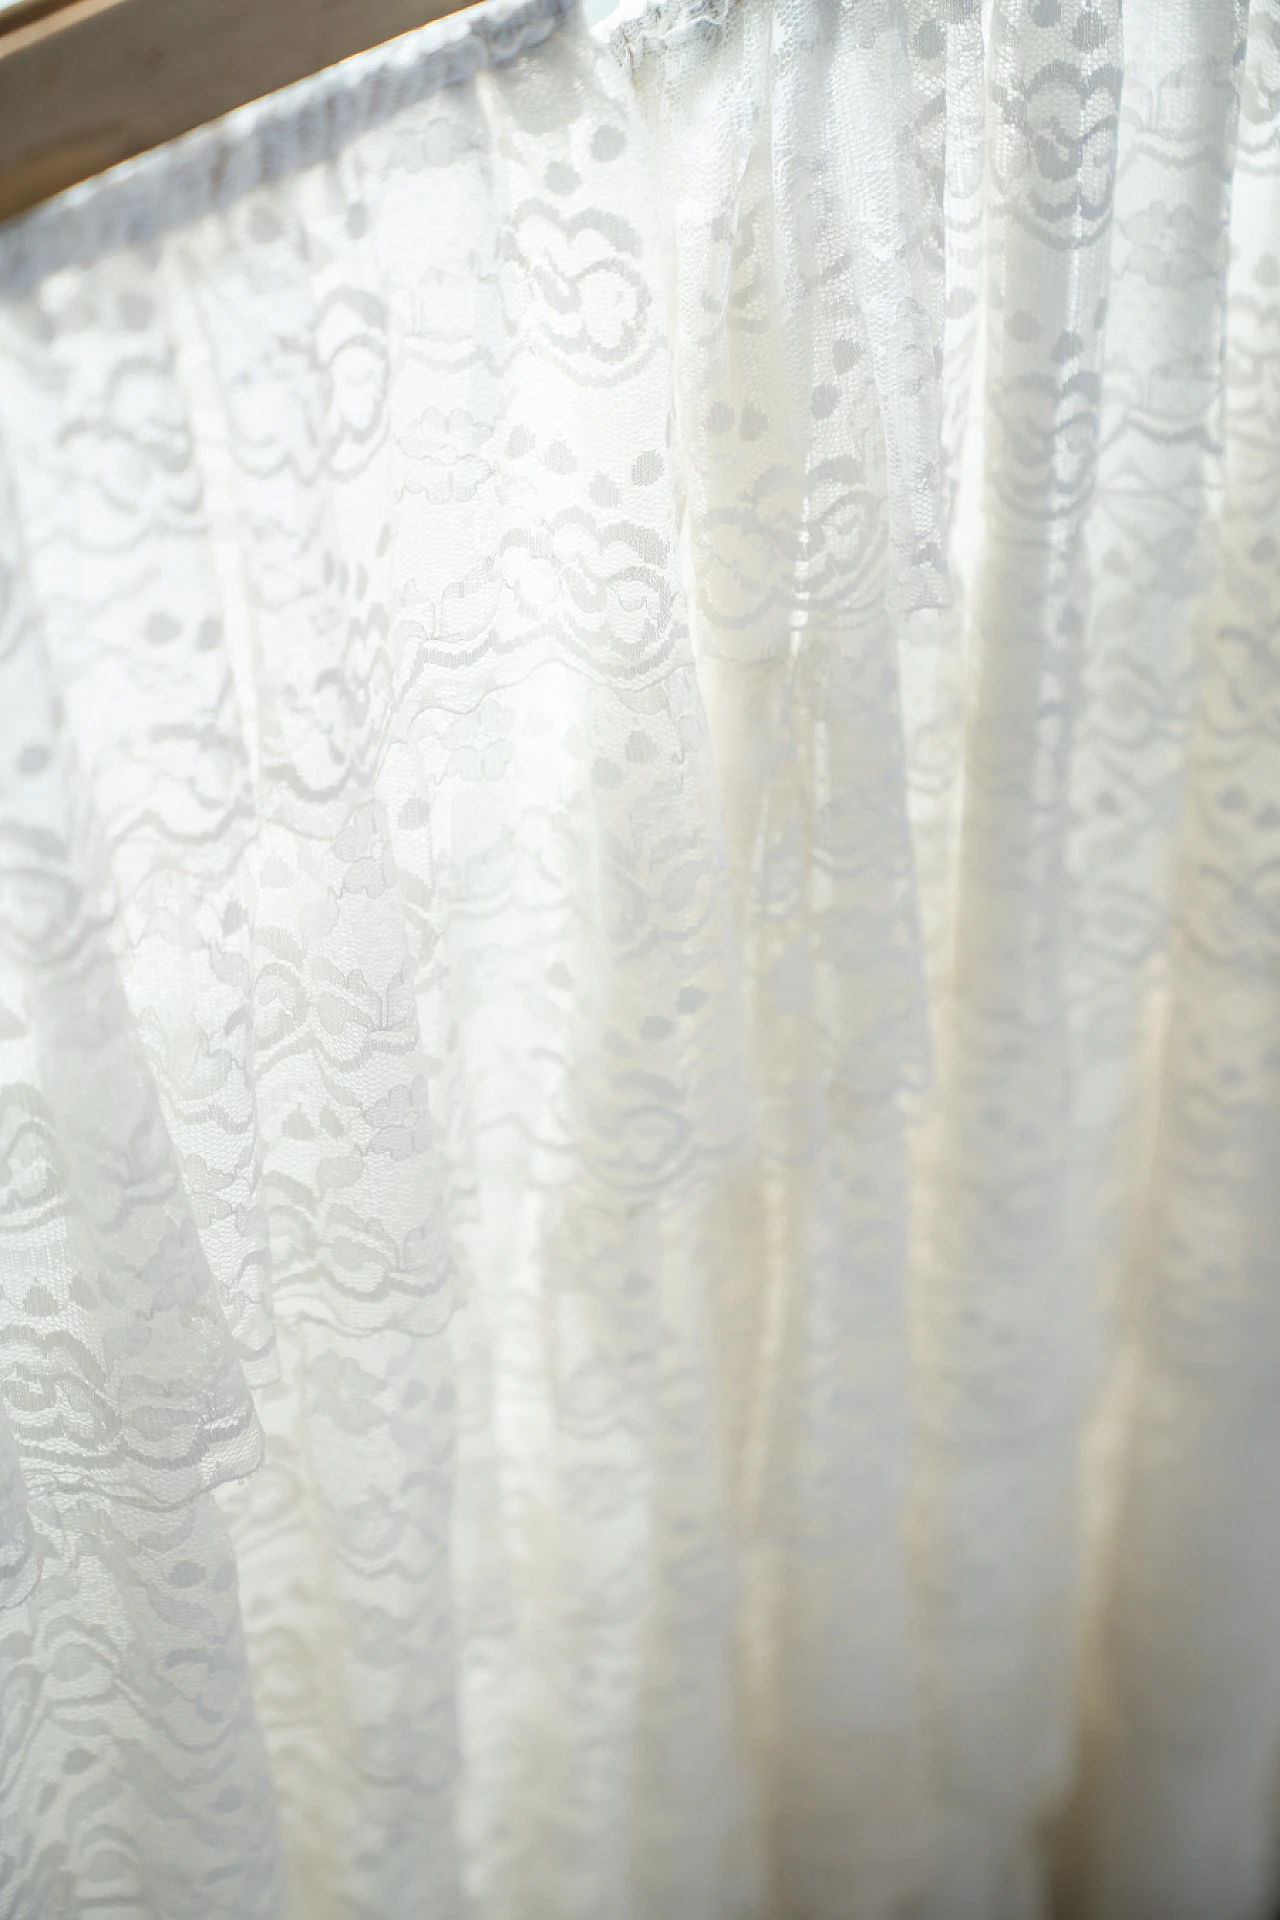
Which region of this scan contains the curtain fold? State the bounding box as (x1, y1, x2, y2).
(0, 0, 1278, 1915)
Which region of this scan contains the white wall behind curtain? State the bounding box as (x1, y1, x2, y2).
(0, 0, 1277, 1916)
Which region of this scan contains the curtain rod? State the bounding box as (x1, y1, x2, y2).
(0, 0, 479, 226)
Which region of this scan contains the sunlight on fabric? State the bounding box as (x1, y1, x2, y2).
(0, 1, 1279, 1917)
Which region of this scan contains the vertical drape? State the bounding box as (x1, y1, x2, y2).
(0, 0, 1278, 1916)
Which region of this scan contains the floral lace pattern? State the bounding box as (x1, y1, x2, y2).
(0, 0, 1278, 1915)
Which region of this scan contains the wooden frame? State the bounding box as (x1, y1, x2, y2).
(0, 0, 474, 225)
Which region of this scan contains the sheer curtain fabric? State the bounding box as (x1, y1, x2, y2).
(0, 0, 1278, 1916)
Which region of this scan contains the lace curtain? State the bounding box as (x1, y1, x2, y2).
(0, 0, 1278, 1913)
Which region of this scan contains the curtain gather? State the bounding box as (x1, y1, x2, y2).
(0, 0, 1277, 1914)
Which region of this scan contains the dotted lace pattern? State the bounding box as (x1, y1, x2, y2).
(1, 0, 1278, 1914)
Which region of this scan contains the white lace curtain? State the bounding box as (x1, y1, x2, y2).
(0, 0, 1278, 1913)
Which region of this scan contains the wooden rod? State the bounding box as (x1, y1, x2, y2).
(0, 0, 477, 226)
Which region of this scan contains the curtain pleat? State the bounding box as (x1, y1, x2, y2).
(0, 0, 1278, 1915)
